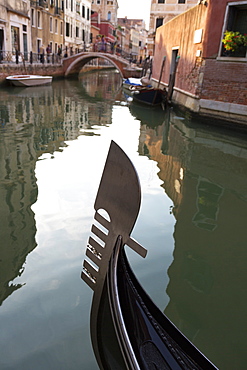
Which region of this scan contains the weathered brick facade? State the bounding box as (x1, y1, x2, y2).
(153, 0, 247, 124)
(201, 59, 247, 105)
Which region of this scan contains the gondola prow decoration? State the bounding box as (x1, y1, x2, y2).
(82, 141, 218, 370)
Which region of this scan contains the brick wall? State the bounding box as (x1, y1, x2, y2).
(202, 60, 247, 105)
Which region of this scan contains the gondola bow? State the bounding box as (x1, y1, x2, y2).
(82, 141, 218, 370)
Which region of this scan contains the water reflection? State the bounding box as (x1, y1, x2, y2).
(78, 69, 122, 102)
(0, 119, 37, 305)
(0, 71, 122, 308)
(132, 106, 247, 368)
(0, 70, 246, 369)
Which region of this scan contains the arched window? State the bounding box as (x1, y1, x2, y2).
(108, 11, 111, 21)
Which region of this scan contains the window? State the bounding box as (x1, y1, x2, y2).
(158, 0, 165, 3)
(76, 2, 80, 13)
(82, 5, 85, 17)
(227, 5, 247, 34)
(156, 18, 163, 29)
(178, 0, 185, 3)
(87, 8, 90, 20)
(82, 29, 85, 41)
(71, 0, 73, 11)
(55, 19, 57, 33)
(31, 9, 35, 26)
(50, 17, 53, 32)
(11, 26, 20, 53)
(221, 3, 247, 57)
(60, 21, 63, 35)
(97, 0, 100, 4)
(37, 11, 41, 28)
(107, 11, 111, 21)
(37, 39, 41, 53)
(76, 26, 79, 37)
(66, 22, 70, 36)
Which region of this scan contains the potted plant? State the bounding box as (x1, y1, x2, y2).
(222, 30, 247, 56)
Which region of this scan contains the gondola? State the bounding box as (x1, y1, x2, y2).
(132, 88, 167, 108)
(81, 141, 218, 370)
(122, 78, 153, 95)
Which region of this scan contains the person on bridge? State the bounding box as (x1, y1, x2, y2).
(101, 35, 106, 52)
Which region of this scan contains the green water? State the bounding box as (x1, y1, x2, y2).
(0, 70, 247, 369)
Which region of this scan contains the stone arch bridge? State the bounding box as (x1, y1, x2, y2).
(62, 52, 138, 79)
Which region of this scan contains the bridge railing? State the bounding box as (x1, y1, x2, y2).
(0, 50, 62, 65)
(0, 47, 133, 65)
(91, 42, 132, 61)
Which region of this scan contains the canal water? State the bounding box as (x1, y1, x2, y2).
(0, 69, 247, 370)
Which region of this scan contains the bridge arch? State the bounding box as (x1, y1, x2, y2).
(63, 52, 129, 79)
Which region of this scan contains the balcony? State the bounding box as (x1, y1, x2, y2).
(54, 6, 63, 15)
(37, 0, 48, 8)
(30, 0, 38, 7)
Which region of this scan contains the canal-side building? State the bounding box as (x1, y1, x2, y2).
(152, 0, 247, 124)
(90, 0, 118, 46)
(117, 17, 148, 61)
(0, 0, 65, 58)
(64, 0, 91, 54)
(0, 0, 31, 57)
(30, 0, 64, 55)
(91, 0, 118, 27)
(147, 0, 198, 55)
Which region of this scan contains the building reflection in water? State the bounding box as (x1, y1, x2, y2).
(0, 72, 122, 307)
(1, 70, 246, 367)
(132, 105, 247, 368)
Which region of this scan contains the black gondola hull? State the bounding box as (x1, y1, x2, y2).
(132, 89, 167, 107)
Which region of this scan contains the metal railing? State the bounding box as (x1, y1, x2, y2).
(92, 42, 132, 61)
(0, 46, 136, 66)
(0, 50, 62, 65)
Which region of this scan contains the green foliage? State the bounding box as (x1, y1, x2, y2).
(222, 30, 247, 52)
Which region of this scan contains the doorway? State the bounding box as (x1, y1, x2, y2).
(167, 48, 179, 101)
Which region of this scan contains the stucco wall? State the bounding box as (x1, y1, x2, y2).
(154, 4, 208, 97)
(202, 0, 229, 58)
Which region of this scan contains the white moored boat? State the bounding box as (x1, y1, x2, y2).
(6, 75, 53, 87)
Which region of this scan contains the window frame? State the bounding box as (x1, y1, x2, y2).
(156, 17, 163, 29)
(31, 8, 35, 27)
(50, 17, 53, 33)
(37, 11, 41, 28)
(218, 1, 247, 60)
